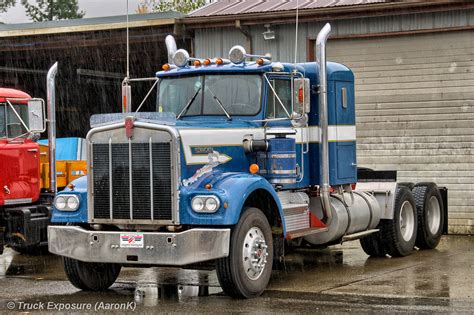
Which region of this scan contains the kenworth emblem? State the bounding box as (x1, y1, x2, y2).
(125, 116, 135, 139)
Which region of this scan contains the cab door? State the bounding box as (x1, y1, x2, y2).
(0, 103, 41, 206)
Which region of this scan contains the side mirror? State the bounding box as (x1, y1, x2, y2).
(293, 78, 310, 114)
(27, 98, 46, 133)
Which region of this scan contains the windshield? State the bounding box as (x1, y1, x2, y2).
(0, 103, 29, 138)
(157, 74, 262, 117)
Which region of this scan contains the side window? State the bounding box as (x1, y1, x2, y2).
(6, 104, 28, 138)
(266, 79, 292, 118)
(0, 105, 5, 138)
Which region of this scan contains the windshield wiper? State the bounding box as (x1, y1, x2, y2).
(177, 87, 202, 120)
(206, 87, 232, 120)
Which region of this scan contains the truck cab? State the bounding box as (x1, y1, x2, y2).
(48, 24, 447, 298)
(0, 88, 41, 207)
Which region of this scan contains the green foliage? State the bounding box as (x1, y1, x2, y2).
(21, 0, 85, 22)
(0, 0, 16, 13)
(146, 0, 206, 14)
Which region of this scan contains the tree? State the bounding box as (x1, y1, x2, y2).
(0, 0, 16, 13)
(140, 0, 207, 14)
(21, 0, 85, 22)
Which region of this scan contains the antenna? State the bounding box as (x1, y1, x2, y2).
(293, 0, 299, 69)
(126, 0, 130, 78)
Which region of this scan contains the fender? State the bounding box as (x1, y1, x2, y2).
(51, 175, 88, 223)
(179, 172, 286, 233)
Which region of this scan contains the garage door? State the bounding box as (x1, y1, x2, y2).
(327, 30, 474, 234)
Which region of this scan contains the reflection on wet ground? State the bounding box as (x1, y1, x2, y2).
(0, 235, 473, 313)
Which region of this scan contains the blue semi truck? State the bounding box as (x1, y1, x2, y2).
(47, 24, 447, 298)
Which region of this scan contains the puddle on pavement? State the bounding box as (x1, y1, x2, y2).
(0, 248, 64, 280)
(133, 283, 221, 306)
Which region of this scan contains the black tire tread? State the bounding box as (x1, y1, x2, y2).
(413, 182, 444, 249)
(360, 233, 386, 257)
(380, 187, 417, 257)
(63, 257, 121, 291)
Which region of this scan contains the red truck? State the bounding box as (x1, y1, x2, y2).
(0, 64, 86, 254)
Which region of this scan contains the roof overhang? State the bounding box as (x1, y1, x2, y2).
(0, 18, 177, 38)
(182, 1, 474, 29)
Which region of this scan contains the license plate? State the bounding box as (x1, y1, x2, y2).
(120, 233, 144, 248)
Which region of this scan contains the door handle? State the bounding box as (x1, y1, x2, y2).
(27, 149, 38, 153)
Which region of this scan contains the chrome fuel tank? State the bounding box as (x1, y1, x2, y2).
(304, 191, 381, 245)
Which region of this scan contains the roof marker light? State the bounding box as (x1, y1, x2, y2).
(173, 49, 190, 67)
(256, 58, 271, 66)
(216, 58, 230, 66)
(194, 60, 202, 67)
(203, 58, 212, 66)
(162, 64, 171, 71)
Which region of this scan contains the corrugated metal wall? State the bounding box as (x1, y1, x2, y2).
(328, 30, 474, 235)
(193, 9, 474, 234)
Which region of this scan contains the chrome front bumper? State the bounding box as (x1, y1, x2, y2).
(48, 226, 230, 265)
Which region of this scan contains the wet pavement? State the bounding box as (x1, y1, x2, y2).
(0, 235, 473, 313)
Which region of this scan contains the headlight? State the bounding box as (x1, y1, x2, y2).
(191, 197, 204, 212)
(55, 196, 66, 210)
(191, 195, 220, 213)
(54, 194, 80, 211)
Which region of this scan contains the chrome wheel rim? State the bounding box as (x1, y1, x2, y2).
(242, 226, 268, 280)
(399, 200, 415, 242)
(427, 196, 441, 235)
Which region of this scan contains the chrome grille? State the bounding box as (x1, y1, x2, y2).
(92, 141, 173, 222)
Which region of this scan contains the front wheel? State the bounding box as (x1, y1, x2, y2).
(63, 257, 121, 291)
(216, 207, 273, 298)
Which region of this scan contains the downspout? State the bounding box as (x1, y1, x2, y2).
(316, 23, 332, 225)
(47, 62, 58, 194)
(236, 20, 252, 54)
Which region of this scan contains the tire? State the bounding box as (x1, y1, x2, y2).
(216, 207, 273, 298)
(398, 182, 415, 190)
(63, 257, 121, 291)
(380, 187, 418, 257)
(360, 232, 386, 257)
(413, 183, 444, 249)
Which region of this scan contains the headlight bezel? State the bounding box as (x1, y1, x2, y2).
(191, 195, 221, 213)
(54, 194, 80, 211)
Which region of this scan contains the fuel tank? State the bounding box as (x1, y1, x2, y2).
(304, 191, 381, 245)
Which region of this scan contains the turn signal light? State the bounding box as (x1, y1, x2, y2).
(249, 164, 259, 174)
(162, 64, 171, 71)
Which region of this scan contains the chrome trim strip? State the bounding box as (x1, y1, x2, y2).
(271, 169, 296, 175)
(149, 137, 154, 221)
(109, 137, 113, 219)
(270, 153, 296, 159)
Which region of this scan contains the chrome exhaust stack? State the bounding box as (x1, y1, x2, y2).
(316, 23, 332, 225)
(165, 35, 177, 64)
(47, 62, 58, 193)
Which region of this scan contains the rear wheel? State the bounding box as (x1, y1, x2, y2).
(413, 183, 444, 249)
(216, 207, 273, 298)
(360, 232, 386, 257)
(63, 257, 121, 291)
(380, 187, 418, 257)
